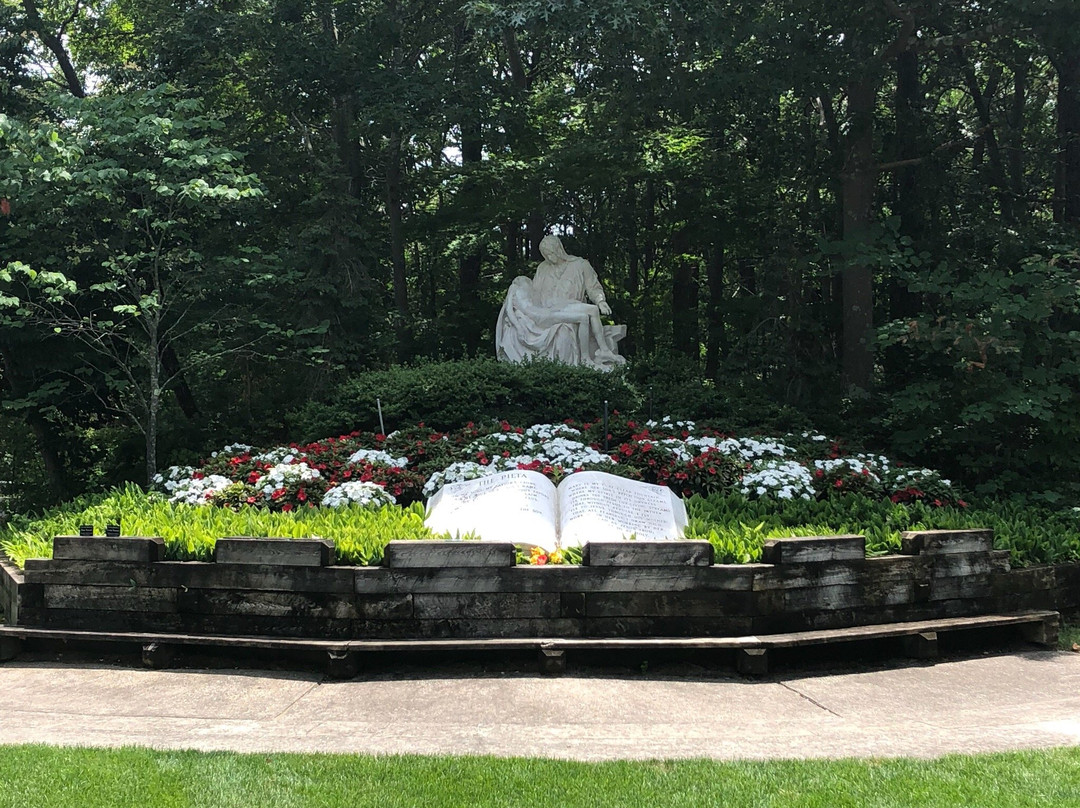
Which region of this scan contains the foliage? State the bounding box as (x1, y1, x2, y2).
(0, 85, 271, 485)
(161, 415, 970, 514)
(286, 359, 641, 440)
(0, 484, 443, 567)
(5, 480, 1078, 570)
(685, 493, 1080, 567)
(1, 0, 1079, 509)
(877, 247, 1080, 499)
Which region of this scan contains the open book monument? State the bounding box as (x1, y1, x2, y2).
(424, 470, 688, 551)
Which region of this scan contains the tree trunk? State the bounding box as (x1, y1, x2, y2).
(0, 342, 70, 501)
(386, 129, 410, 356)
(501, 27, 546, 259)
(1055, 52, 1080, 226)
(146, 334, 161, 485)
(457, 114, 484, 354)
(840, 79, 877, 392)
(890, 48, 923, 322)
(958, 52, 1013, 221)
(24, 409, 70, 502)
(159, 343, 199, 419)
(671, 224, 699, 360)
(1007, 56, 1028, 209)
(21, 0, 85, 98)
(705, 244, 726, 379)
(526, 211, 545, 261)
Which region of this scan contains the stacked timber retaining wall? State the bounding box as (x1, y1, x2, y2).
(0, 529, 1074, 639)
(0, 559, 22, 625)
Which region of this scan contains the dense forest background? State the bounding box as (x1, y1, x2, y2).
(1, 0, 1078, 511)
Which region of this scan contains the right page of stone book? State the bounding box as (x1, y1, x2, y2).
(555, 470, 688, 547)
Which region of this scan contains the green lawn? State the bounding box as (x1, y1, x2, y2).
(0, 746, 1079, 807)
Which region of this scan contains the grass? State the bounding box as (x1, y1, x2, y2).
(0, 746, 1079, 807)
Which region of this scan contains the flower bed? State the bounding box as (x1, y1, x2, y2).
(154, 416, 965, 511)
(3, 416, 1080, 569)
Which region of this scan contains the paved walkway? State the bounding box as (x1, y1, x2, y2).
(1, 650, 1079, 760)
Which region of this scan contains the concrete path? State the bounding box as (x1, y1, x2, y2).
(1, 650, 1079, 760)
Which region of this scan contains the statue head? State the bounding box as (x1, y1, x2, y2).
(539, 234, 569, 263)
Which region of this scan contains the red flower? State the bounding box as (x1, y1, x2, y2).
(0, 199, 9, 216)
(834, 479, 843, 488)
(297, 489, 308, 502)
(281, 503, 294, 512)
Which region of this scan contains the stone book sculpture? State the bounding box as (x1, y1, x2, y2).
(424, 469, 687, 551)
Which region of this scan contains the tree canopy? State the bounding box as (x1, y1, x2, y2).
(1, 0, 1078, 507)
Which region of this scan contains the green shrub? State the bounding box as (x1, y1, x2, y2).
(624, 354, 817, 432)
(875, 246, 1080, 499)
(286, 358, 641, 440)
(285, 356, 825, 444)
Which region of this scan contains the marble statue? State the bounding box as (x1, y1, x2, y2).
(496, 234, 627, 371)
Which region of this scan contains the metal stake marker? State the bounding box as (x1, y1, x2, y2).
(603, 399, 609, 453)
(377, 397, 386, 437)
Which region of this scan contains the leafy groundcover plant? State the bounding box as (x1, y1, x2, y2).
(3, 416, 1079, 567)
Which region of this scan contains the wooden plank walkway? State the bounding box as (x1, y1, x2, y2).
(0, 610, 1058, 677)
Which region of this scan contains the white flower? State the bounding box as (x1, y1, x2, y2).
(164, 474, 233, 505)
(322, 481, 397, 508)
(347, 448, 409, 468)
(253, 447, 298, 465)
(739, 459, 815, 500)
(644, 416, 696, 432)
(537, 437, 610, 468)
(523, 423, 583, 441)
(152, 465, 195, 492)
(712, 437, 795, 462)
(423, 461, 504, 496)
(210, 443, 253, 459)
(813, 457, 881, 483)
(258, 462, 321, 498)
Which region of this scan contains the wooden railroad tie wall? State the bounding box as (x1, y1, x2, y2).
(3, 530, 1075, 639)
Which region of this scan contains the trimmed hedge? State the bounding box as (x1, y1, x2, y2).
(285, 357, 816, 442)
(286, 358, 641, 440)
